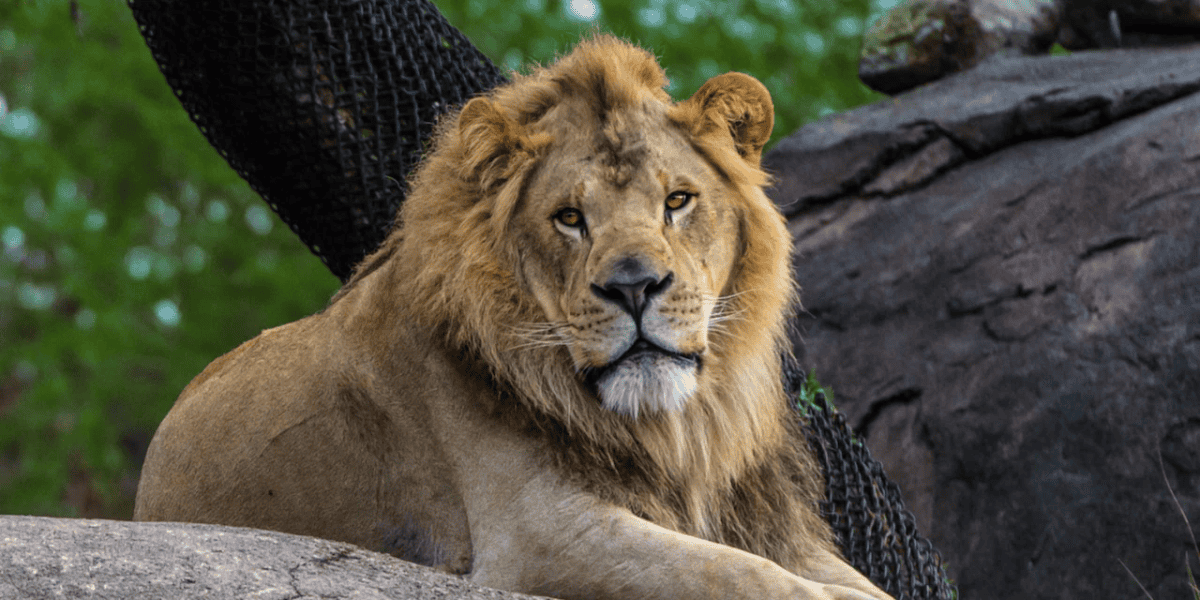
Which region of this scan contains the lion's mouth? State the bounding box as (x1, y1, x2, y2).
(593, 339, 699, 377)
(622, 339, 677, 360)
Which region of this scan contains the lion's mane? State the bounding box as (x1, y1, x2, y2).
(338, 35, 834, 564)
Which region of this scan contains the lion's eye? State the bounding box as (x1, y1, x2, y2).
(554, 207, 585, 229)
(666, 191, 694, 212)
(665, 192, 695, 225)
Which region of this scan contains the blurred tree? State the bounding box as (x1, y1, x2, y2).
(0, 0, 881, 519)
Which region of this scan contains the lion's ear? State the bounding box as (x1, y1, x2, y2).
(457, 97, 534, 191)
(678, 72, 774, 165)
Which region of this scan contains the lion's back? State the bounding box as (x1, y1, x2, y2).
(136, 317, 333, 520)
(133, 313, 471, 564)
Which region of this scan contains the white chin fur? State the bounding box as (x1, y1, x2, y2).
(596, 354, 697, 419)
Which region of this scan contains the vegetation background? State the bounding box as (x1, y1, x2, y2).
(0, 0, 885, 518)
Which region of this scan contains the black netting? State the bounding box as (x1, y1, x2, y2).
(796, 391, 957, 599)
(128, 1, 956, 597)
(129, 0, 506, 281)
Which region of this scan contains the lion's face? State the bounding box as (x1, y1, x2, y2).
(401, 36, 786, 424)
(511, 102, 741, 418)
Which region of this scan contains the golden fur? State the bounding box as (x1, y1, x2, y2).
(135, 35, 891, 600)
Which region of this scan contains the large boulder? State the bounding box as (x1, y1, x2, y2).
(859, 0, 1200, 96)
(0, 515, 546, 600)
(767, 44, 1200, 599)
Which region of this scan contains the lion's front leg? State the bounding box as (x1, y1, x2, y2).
(447, 432, 890, 600)
(797, 547, 896, 600)
(426, 360, 891, 599)
(466, 485, 887, 600)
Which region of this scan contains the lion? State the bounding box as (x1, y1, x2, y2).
(134, 35, 892, 600)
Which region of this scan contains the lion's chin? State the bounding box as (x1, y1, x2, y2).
(594, 352, 698, 419)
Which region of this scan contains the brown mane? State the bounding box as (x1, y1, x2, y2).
(342, 35, 828, 558)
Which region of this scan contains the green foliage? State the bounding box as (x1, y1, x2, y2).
(1050, 42, 1072, 56)
(1, 0, 882, 518)
(0, 1, 339, 517)
(795, 369, 836, 412)
(436, 0, 884, 147)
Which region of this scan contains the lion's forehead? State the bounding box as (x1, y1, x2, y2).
(533, 98, 695, 167)
(531, 125, 715, 207)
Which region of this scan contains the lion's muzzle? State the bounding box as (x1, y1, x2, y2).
(586, 259, 701, 418)
(576, 254, 705, 417)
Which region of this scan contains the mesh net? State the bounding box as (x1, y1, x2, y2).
(129, 0, 506, 281)
(128, 0, 956, 597)
(786, 359, 957, 600)
(803, 395, 956, 600)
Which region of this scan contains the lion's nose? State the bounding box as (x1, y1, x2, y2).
(592, 258, 673, 321)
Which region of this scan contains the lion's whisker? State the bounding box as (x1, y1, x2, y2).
(510, 339, 571, 351)
(504, 322, 574, 352)
(704, 288, 763, 303)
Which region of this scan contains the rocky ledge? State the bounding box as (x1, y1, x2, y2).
(0, 515, 546, 600)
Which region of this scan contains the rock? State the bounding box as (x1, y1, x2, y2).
(859, 0, 1062, 95)
(1060, 0, 1200, 50)
(768, 44, 1200, 599)
(769, 43, 1200, 214)
(862, 0, 1200, 95)
(0, 515, 547, 600)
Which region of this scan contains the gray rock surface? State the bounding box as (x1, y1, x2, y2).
(1060, 0, 1200, 50)
(0, 516, 547, 600)
(769, 43, 1200, 214)
(768, 44, 1200, 599)
(859, 0, 1200, 96)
